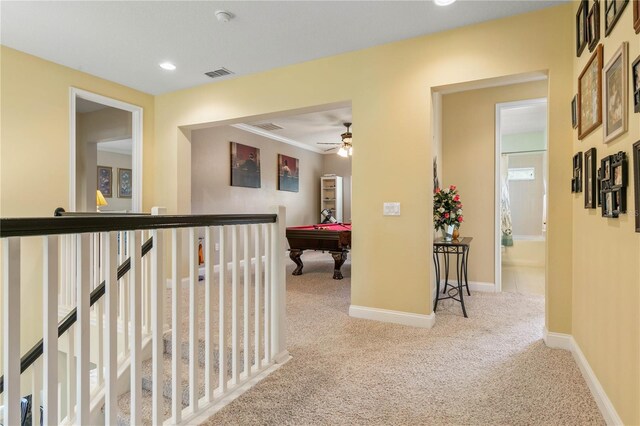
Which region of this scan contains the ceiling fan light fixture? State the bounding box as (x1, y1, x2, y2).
(348, 146, 353, 156)
(337, 146, 349, 157)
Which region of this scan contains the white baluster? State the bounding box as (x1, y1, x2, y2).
(171, 228, 182, 423)
(254, 224, 262, 372)
(66, 325, 75, 421)
(243, 225, 251, 379)
(189, 228, 199, 411)
(231, 225, 240, 384)
(76, 233, 90, 425)
(204, 226, 215, 402)
(145, 230, 152, 334)
(263, 225, 271, 364)
(32, 360, 42, 426)
(95, 236, 104, 390)
(3, 238, 21, 426)
(43, 235, 59, 426)
(218, 226, 227, 393)
(151, 228, 164, 425)
(271, 206, 287, 362)
(129, 230, 142, 425)
(103, 232, 118, 426)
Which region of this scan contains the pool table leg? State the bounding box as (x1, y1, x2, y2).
(330, 250, 348, 280)
(289, 249, 304, 275)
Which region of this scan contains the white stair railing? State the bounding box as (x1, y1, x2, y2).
(0, 206, 288, 425)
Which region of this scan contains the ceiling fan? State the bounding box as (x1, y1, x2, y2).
(317, 123, 353, 157)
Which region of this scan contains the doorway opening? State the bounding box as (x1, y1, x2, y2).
(495, 98, 548, 296)
(69, 88, 143, 213)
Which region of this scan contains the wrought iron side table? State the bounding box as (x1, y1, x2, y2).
(433, 237, 472, 318)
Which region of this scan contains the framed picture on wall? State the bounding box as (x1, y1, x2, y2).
(603, 42, 628, 143)
(578, 44, 603, 140)
(571, 95, 578, 128)
(604, 0, 628, 36)
(118, 168, 132, 198)
(632, 54, 640, 113)
(572, 152, 583, 193)
(633, 140, 640, 232)
(576, 0, 589, 57)
(277, 154, 299, 192)
(587, 0, 601, 51)
(97, 165, 112, 198)
(230, 142, 261, 188)
(584, 148, 597, 208)
(600, 151, 627, 218)
(634, 0, 640, 33)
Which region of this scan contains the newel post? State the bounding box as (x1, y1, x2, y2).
(270, 205, 289, 363)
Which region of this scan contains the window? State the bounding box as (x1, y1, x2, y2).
(508, 167, 535, 181)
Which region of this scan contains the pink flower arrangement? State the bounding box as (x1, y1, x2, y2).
(433, 185, 464, 231)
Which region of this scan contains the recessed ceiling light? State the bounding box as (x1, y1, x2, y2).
(159, 62, 176, 71)
(434, 0, 456, 5)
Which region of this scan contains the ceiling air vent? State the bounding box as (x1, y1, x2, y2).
(252, 123, 283, 131)
(204, 68, 233, 79)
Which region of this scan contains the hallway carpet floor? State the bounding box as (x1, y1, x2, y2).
(204, 252, 604, 425)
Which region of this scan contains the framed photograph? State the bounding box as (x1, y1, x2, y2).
(277, 154, 299, 192)
(633, 54, 640, 113)
(572, 152, 583, 193)
(632, 140, 640, 232)
(603, 42, 628, 143)
(230, 142, 261, 188)
(576, 0, 589, 56)
(571, 95, 578, 128)
(584, 148, 597, 208)
(604, 0, 628, 36)
(597, 167, 603, 206)
(600, 151, 627, 217)
(118, 168, 132, 198)
(578, 44, 603, 140)
(97, 165, 112, 198)
(587, 0, 601, 52)
(634, 0, 640, 33)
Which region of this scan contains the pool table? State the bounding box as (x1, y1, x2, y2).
(286, 223, 351, 280)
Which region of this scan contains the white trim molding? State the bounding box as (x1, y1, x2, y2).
(232, 123, 325, 154)
(543, 328, 623, 425)
(349, 305, 435, 329)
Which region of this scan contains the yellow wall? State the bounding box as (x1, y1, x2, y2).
(0, 46, 155, 353)
(442, 80, 547, 284)
(154, 5, 574, 330)
(3, 4, 636, 422)
(571, 3, 640, 424)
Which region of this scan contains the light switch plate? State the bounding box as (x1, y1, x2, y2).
(383, 202, 400, 216)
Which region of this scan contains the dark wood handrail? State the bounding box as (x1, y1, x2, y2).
(1, 211, 277, 238)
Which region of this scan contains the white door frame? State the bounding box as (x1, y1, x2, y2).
(69, 88, 143, 212)
(494, 97, 547, 292)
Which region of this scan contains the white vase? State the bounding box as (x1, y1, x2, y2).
(441, 224, 455, 242)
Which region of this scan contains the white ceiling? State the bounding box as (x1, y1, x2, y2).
(500, 102, 547, 135)
(241, 106, 352, 153)
(1, 1, 565, 95)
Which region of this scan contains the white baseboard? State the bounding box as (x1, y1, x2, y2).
(543, 328, 623, 425)
(349, 305, 435, 329)
(434, 280, 496, 293)
(468, 281, 496, 292)
(542, 327, 573, 351)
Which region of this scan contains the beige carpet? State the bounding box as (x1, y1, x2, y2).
(203, 252, 604, 425)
